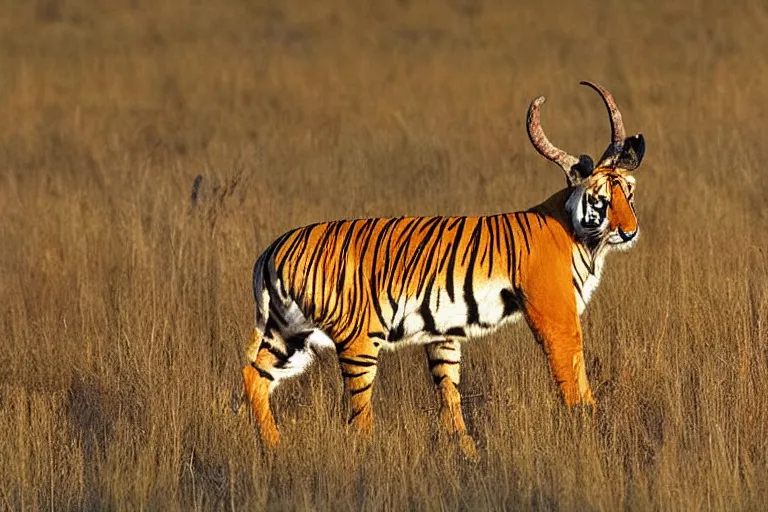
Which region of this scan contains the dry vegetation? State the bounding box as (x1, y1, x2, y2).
(1, 0, 767, 509)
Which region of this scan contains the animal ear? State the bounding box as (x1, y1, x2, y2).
(569, 154, 594, 181)
(614, 134, 645, 170)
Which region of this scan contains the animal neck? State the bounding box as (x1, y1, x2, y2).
(532, 187, 611, 260)
(531, 188, 574, 230)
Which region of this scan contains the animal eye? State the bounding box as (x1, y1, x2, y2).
(591, 197, 608, 209)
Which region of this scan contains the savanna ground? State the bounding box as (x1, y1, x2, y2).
(1, 0, 767, 509)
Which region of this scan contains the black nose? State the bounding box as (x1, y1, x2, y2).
(618, 227, 636, 241)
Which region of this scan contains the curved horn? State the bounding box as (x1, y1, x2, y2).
(580, 81, 626, 153)
(526, 96, 579, 179)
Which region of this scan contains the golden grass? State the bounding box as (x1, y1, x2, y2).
(1, 0, 767, 509)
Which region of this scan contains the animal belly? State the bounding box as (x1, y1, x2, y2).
(380, 280, 524, 348)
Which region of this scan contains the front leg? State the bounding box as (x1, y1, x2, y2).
(571, 347, 595, 410)
(545, 331, 595, 410)
(525, 306, 595, 410)
(522, 251, 596, 410)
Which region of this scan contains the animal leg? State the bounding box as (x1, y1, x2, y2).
(425, 340, 478, 460)
(522, 256, 596, 412)
(242, 329, 281, 448)
(525, 308, 595, 411)
(338, 338, 380, 435)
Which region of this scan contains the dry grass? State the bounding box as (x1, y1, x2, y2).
(1, 0, 767, 509)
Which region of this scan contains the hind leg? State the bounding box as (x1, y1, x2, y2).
(338, 337, 380, 435)
(243, 327, 318, 447)
(425, 340, 478, 460)
(242, 329, 281, 447)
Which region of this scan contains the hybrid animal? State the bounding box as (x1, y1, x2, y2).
(242, 81, 645, 458)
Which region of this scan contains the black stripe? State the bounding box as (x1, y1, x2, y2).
(317, 221, 346, 315)
(387, 320, 405, 342)
(348, 404, 369, 424)
(394, 217, 422, 246)
(420, 278, 437, 334)
(266, 344, 289, 362)
(577, 245, 594, 275)
(492, 215, 503, 266)
(275, 226, 312, 279)
(353, 221, 380, 324)
(300, 224, 332, 319)
(388, 219, 423, 300)
(433, 374, 450, 384)
(378, 219, 400, 295)
(445, 326, 466, 337)
(286, 331, 312, 349)
(328, 221, 360, 321)
(445, 218, 466, 301)
(403, 217, 442, 293)
(438, 241, 452, 272)
(478, 218, 489, 267)
(368, 331, 386, 340)
(461, 219, 481, 265)
(250, 362, 274, 381)
(500, 214, 517, 282)
(342, 370, 368, 379)
(391, 218, 424, 276)
(487, 216, 499, 277)
(334, 301, 369, 354)
(522, 213, 533, 239)
(572, 260, 585, 287)
(387, 291, 399, 324)
(463, 221, 482, 325)
(349, 382, 373, 396)
(337, 221, 358, 294)
(573, 277, 583, 297)
(500, 288, 520, 317)
(413, 219, 448, 297)
(370, 218, 400, 327)
(464, 275, 480, 325)
(515, 213, 531, 254)
(354, 218, 376, 245)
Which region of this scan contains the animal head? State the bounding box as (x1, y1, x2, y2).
(527, 81, 645, 250)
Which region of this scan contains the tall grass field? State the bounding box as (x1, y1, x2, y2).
(1, 0, 766, 509)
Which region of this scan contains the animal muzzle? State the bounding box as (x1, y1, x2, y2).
(617, 227, 637, 242)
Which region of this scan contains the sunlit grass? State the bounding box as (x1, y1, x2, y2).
(0, 0, 766, 509)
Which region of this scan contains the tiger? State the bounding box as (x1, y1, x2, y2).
(241, 81, 645, 459)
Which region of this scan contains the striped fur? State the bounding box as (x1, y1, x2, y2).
(242, 82, 645, 458)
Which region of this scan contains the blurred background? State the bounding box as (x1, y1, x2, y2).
(0, 0, 766, 509)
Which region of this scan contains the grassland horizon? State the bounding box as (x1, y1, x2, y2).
(1, 0, 767, 510)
